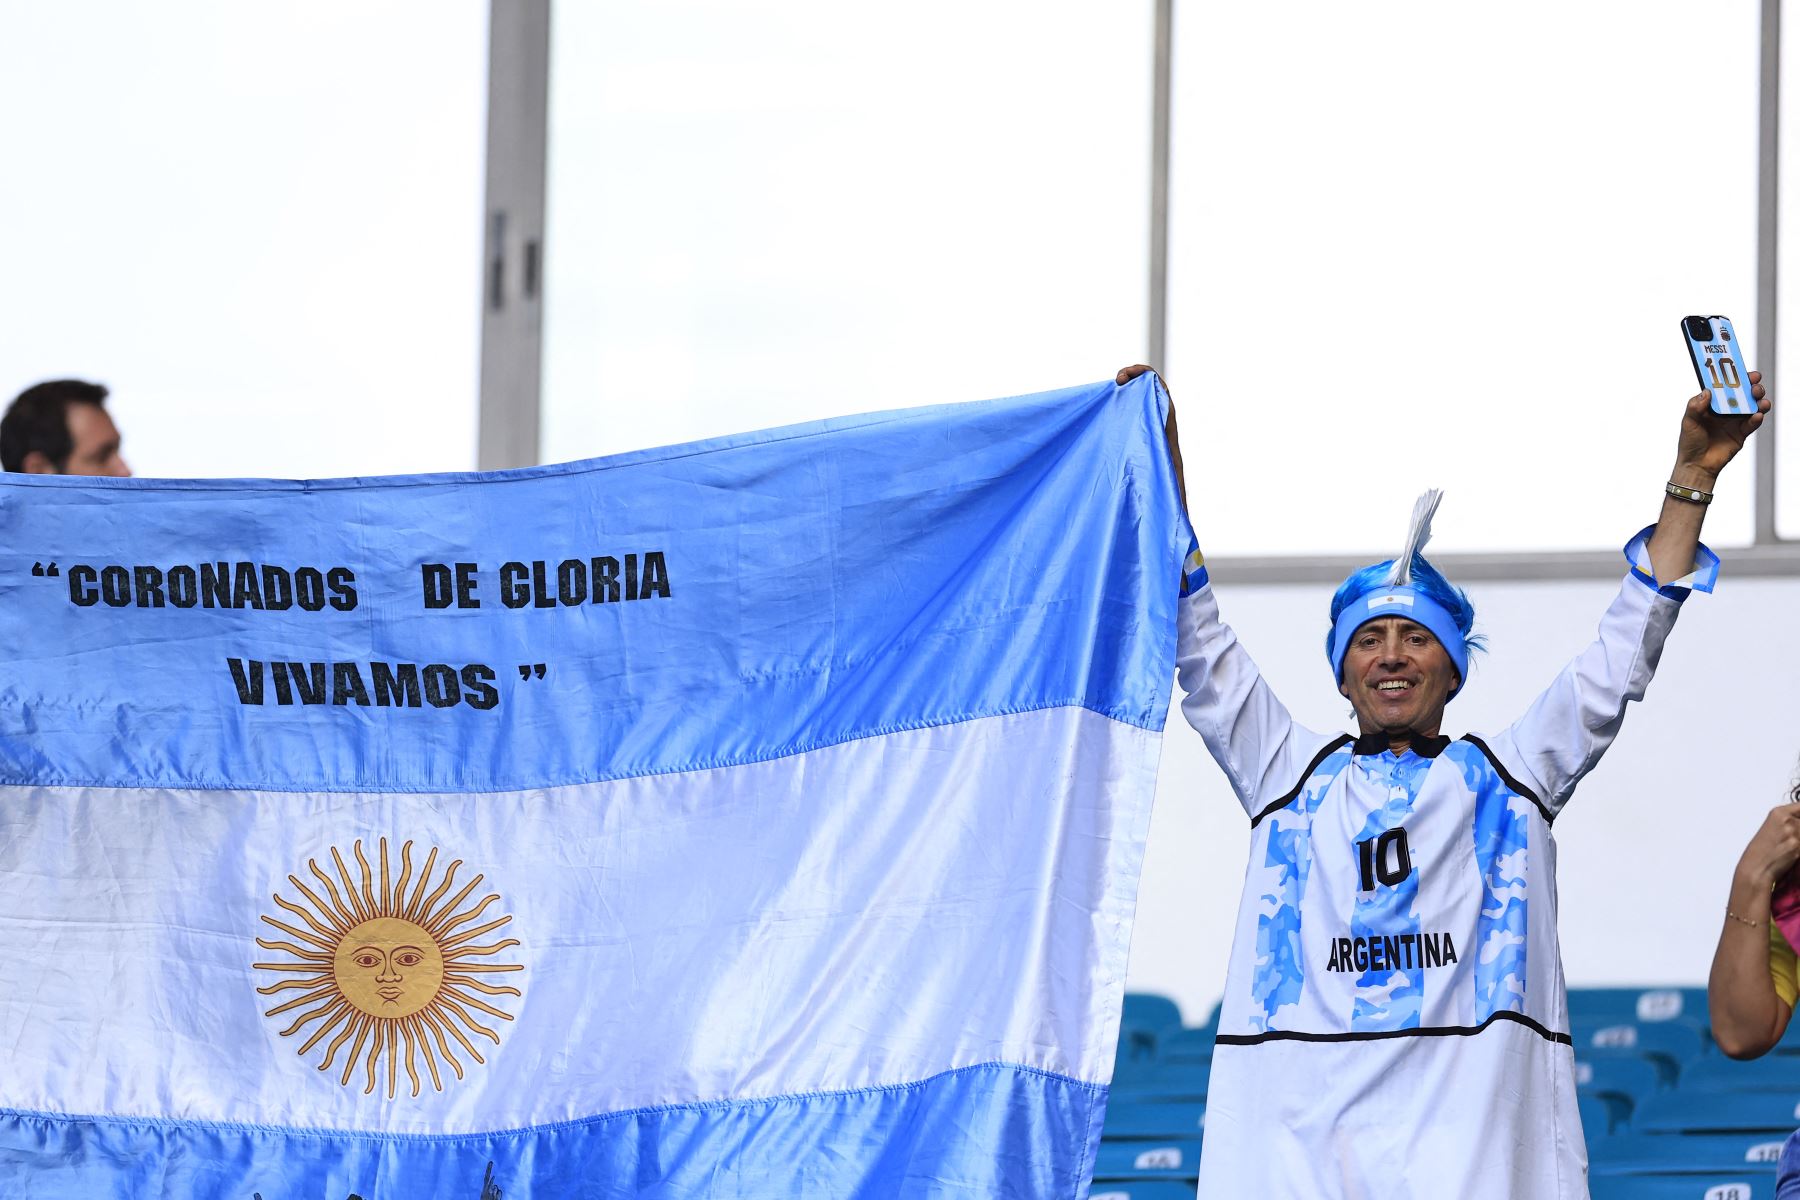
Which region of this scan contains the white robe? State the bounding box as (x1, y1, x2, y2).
(1178, 569, 1687, 1200)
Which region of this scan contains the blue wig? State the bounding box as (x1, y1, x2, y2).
(1325, 552, 1486, 696)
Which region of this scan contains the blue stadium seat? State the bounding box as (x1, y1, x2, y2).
(1589, 1174, 1771, 1200)
(1091, 1138, 1202, 1182)
(1589, 1132, 1786, 1175)
(1155, 1026, 1215, 1064)
(1122, 993, 1184, 1036)
(1088, 1184, 1198, 1200)
(1101, 1098, 1206, 1140)
(1568, 987, 1707, 1026)
(1634, 1091, 1800, 1136)
(1581, 1091, 1629, 1137)
(1576, 1048, 1669, 1101)
(1110, 1057, 1209, 1099)
(1577, 1018, 1709, 1070)
(1115, 1025, 1159, 1069)
(1682, 1055, 1800, 1094)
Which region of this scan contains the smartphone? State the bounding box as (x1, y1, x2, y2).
(1681, 314, 1756, 415)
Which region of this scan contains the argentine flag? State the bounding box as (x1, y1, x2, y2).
(0, 376, 1185, 1197)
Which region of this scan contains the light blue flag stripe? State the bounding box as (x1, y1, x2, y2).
(0, 376, 1183, 793)
(0, 1064, 1104, 1199)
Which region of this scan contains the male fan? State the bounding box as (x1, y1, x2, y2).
(1122, 361, 1770, 1199)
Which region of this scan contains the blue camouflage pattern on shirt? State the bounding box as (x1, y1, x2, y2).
(1348, 750, 1430, 1031)
(1253, 744, 1353, 1029)
(1446, 741, 1531, 1020)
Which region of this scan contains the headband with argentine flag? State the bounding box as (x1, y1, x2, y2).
(1327, 489, 1471, 698)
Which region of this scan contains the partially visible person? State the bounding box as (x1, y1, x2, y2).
(1708, 767, 1800, 1197)
(0, 379, 130, 476)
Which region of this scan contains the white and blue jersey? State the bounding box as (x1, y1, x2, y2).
(1178, 553, 1701, 1200)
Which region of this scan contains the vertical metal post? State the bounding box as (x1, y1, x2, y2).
(477, 0, 552, 470)
(1755, 0, 1780, 542)
(1148, 0, 1173, 370)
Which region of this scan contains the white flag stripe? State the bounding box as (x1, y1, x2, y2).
(0, 706, 1154, 1136)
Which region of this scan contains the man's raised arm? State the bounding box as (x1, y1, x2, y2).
(1644, 371, 1769, 585)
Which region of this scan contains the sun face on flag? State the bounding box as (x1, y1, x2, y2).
(253, 838, 524, 1098)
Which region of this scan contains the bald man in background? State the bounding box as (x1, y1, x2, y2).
(1, 380, 130, 477)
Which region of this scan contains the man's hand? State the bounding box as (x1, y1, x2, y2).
(1673, 371, 1771, 489)
(1116, 365, 1186, 513)
(1645, 372, 1771, 585)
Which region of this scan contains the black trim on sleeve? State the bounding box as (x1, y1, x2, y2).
(1214, 1009, 1571, 1048)
(1458, 733, 1554, 825)
(1249, 734, 1354, 829)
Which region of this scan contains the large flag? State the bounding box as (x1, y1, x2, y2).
(0, 376, 1185, 1197)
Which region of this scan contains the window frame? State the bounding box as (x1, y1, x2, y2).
(479, 0, 1797, 581)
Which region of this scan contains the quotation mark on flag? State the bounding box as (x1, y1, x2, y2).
(517, 664, 547, 681)
(30, 562, 59, 577)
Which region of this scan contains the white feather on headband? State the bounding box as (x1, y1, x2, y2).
(1385, 489, 1443, 587)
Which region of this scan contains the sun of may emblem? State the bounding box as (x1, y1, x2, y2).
(253, 838, 523, 1098)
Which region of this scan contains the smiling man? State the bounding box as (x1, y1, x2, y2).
(1119, 362, 1770, 1199)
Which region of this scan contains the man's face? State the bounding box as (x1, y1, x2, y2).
(58, 402, 129, 476)
(1337, 617, 1460, 738)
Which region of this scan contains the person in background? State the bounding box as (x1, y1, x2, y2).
(1707, 766, 1800, 1198)
(0, 379, 130, 476)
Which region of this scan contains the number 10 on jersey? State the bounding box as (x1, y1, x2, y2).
(1357, 828, 1413, 891)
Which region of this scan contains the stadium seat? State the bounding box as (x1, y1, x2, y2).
(1116, 1029, 1159, 1072)
(1100, 1098, 1206, 1140)
(1088, 1184, 1197, 1200)
(1682, 1055, 1800, 1094)
(1577, 1048, 1669, 1100)
(1589, 1174, 1771, 1200)
(1116, 993, 1184, 1068)
(1577, 1018, 1709, 1069)
(1589, 1132, 1786, 1175)
(1090, 1138, 1203, 1182)
(1154, 1026, 1215, 1064)
(1581, 1091, 1629, 1137)
(1115, 1025, 1159, 1068)
(1568, 987, 1707, 1026)
(1634, 1090, 1800, 1136)
(1122, 993, 1184, 1036)
(1110, 1057, 1209, 1100)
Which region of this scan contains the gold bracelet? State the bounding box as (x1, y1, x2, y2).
(1667, 480, 1715, 505)
(1727, 908, 1761, 928)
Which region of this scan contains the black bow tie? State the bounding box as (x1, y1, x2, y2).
(1353, 730, 1451, 758)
